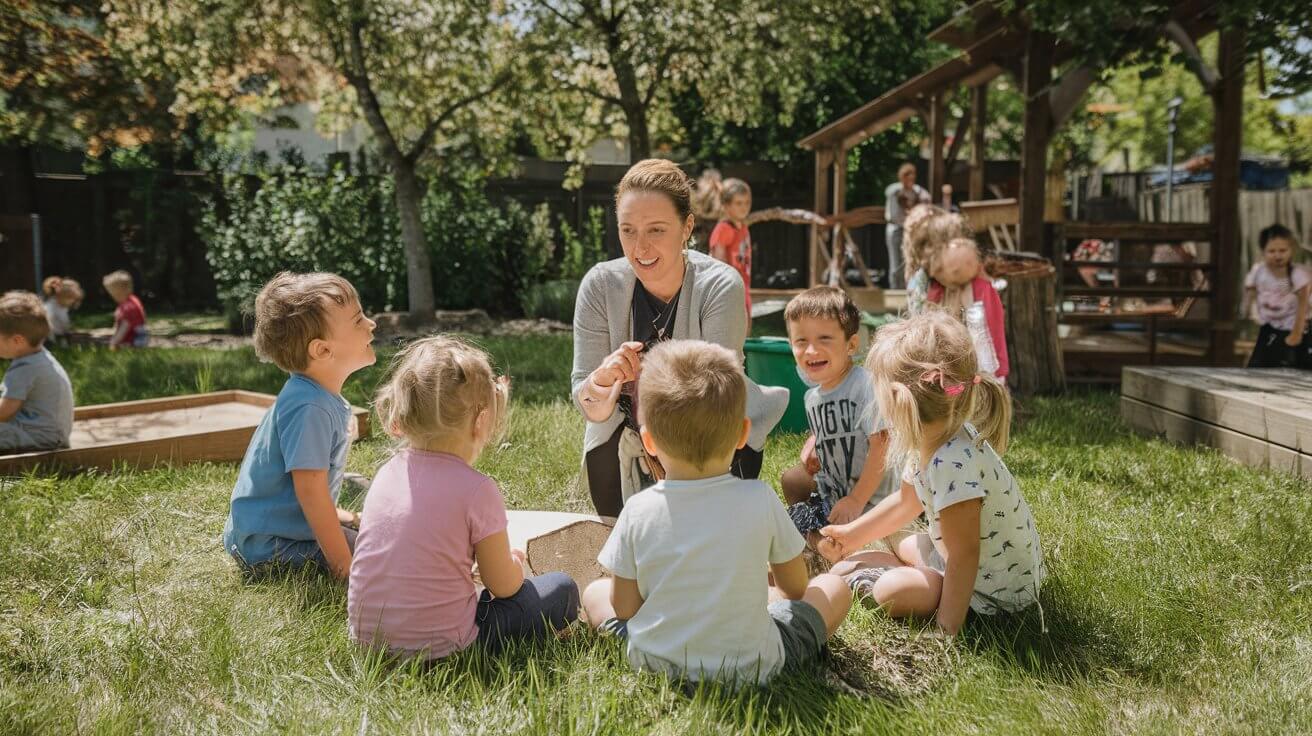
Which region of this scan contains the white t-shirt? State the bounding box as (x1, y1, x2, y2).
(906, 423, 1044, 614)
(44, 299, 71, 337)
(597, 474, 806, 684)
(1245, 262, 1311, 331)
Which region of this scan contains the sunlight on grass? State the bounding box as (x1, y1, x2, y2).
(2, 337, 1310, 733)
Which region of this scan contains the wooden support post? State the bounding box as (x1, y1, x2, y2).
(811, 148, 834, 287)
(928, 93, 947, 196)
(970, 83, 987, 201)
(1209, 28, 1244, 364)
(1019, 31, 1054, 258)
(831, 148, 849, 286)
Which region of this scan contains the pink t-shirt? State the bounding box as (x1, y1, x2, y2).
(1245, 262, 1311, 331)
(347, 449, 508, 658)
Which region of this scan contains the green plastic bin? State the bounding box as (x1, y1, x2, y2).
(743, 337, 809, 435)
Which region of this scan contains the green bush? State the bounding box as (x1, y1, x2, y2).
(201, 165, 405, 322)
(521, 278, 581, 323)
(202, 165, 556, 321)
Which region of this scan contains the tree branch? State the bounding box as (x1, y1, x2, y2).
(539, 1, 583, 30)
(404, 69, 514, 163)
(342, 14, 403, 161)
(1164, 20, 1219, 93)
(641, 43, 685, 107)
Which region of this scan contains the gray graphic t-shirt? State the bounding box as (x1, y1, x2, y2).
(805, 365, 896, 509)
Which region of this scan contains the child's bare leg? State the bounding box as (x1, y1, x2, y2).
(870, 566, 943, 619)
(780, 463, 817, 506)
(830, 550, 902, 577)
(895, 534, 927, 566)
(580, 577, 617, 628)
(803, 573, 853, 637)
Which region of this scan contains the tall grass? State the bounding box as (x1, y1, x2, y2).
(1, 339, 1310, 734)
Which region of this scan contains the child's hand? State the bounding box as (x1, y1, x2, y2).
(801, 434, 820, 474)
(828, 496, 864, 525)
(1286, 332, 1302, 348)
(510, 548, 528, 569)
(817, 524, 851, 563)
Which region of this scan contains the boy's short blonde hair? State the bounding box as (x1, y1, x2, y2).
(0, 291, 51, 346)
(638, 340, 746, 469)
(374, 335, 509, 448)
(253, 272, 361, 373)
(102, 270, 134, 292)
(784, 285, 862, 338)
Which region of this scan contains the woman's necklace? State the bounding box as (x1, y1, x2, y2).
(651, 291, 679, 342)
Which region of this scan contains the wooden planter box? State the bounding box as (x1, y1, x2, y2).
(0, 390, 371, 475)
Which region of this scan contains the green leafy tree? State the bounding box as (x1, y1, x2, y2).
(514, 0, 894, 182)
(106, 0, 523, 322)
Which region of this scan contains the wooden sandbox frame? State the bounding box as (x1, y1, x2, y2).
(0, 390, 372, 475)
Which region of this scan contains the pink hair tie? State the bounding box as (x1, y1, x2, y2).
(921, 371, 980, 397)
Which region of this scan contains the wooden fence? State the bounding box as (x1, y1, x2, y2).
(1138, 187, 1312, 301)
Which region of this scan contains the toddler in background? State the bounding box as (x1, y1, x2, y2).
(1243, 224, 1310, 368)
(41, 276, 83, 342)
(902, 206, 972, 316)
(697, 170, 755, 321)
(102, 270, 147, 349)
(349, 336, 578, 659)
(927, 238, 1009, 380)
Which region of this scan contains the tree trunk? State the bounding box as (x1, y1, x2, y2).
(391, 157, 436, 323)
(610, 53, 650, 159)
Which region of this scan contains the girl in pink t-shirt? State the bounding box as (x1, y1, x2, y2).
(1243, 224, 1311, 368)
(347, 336, 578, 658)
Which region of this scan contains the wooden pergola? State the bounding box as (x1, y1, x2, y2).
(797, 0, 1244, 369)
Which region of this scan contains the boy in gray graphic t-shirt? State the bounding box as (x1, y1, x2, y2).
(0, 291, 74, 451)
(781, 287, 897, 540)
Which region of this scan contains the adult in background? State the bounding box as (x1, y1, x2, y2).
(572, 159, 788, 517)
(884, 163, 931, 289)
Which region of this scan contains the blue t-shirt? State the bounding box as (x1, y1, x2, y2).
(222, 374, 352, 564)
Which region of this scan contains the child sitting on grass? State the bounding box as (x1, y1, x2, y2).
(818, 311, 1043, 636)
(1243, 224, 1310, 368)
(41, 276, 83, 342)
(581, 340, 851, 685)
(223, 272, 376, 578)
(780, 287, 897, 538)
(102, 270, 148, 350)
(0, 291, 74, 452)
(348, 336, 579, 658)
(926, 238, 1009, 380)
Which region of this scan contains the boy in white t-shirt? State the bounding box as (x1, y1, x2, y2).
(581, 340, 851, 686)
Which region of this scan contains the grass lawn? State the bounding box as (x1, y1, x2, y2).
(2, 336, 1310, 734)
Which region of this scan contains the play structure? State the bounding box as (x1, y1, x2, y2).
(0, 390, 371, 475)
(795, 0, 1246, 387)
(1122, 367, 1312, 478)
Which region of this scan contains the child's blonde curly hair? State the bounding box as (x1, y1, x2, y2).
(866, 311, 1011, 465)
(374, 335, 509, 449)
(902, 205, 973, 280)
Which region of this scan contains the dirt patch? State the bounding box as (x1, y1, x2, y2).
(372, 309, 570, 342)
(826, 621, 956, 700)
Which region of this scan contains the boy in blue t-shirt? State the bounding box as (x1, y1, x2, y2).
(0, 291, 74, 452)
(780, 287, 897, 540)
(223, 273, 377, 578)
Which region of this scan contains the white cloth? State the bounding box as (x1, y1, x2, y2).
(905, 423, 1044, 615)
(43, 299, 71, 337)
(1245, 262, 1310, 331)
(616, 427, 649, 505)
(597, 474, 806, 684)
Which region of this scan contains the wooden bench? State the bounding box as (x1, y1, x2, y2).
(1121, 367, 1312, 478)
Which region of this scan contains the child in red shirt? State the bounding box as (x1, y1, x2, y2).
(926, 238, 1009, 379)
(701, 173, 754, 320)
(102, 270, 148, 350)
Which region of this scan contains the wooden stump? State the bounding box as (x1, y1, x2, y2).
(995, 259, 1065, 395)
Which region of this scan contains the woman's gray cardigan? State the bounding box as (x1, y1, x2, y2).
(571, 250, 787, 455)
